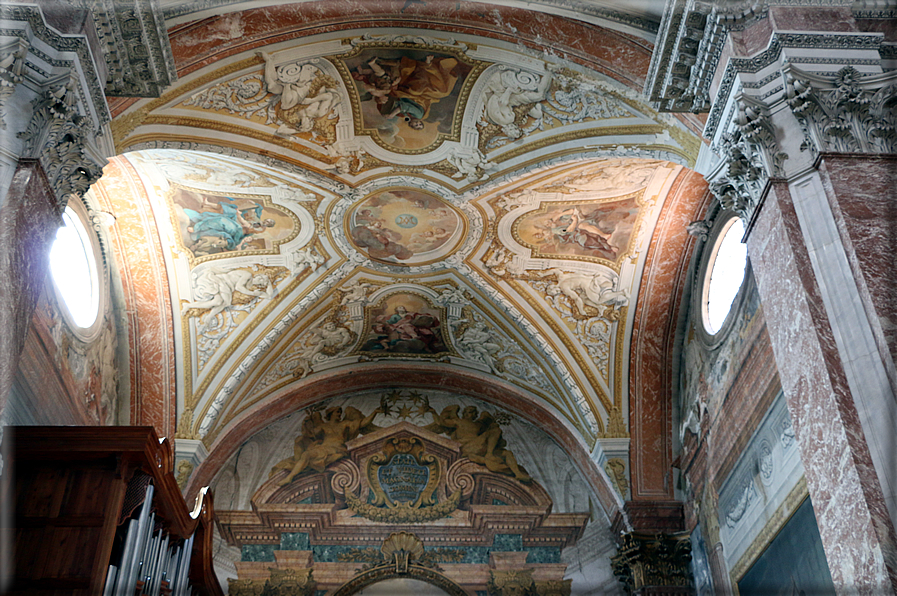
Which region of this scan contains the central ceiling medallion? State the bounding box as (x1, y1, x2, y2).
(345, 188, 465, 266)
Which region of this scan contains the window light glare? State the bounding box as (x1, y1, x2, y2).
(705, 218, 747, 334)
(49, 208, 99, 329)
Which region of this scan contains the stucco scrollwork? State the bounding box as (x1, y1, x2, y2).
(481, 66, 554, 140)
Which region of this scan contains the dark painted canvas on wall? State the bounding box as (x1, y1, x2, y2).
(737, 497, 835, 596)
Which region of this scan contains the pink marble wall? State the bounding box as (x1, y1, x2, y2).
(629, 169, 711, 501)
(748, 181, 897, 593)
(0, 161, 60, 422)
(12, 290, 100, 427)
(818, 155, 897, 368)
(92, 157, 177, 438)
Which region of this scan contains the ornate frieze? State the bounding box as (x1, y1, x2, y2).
(611, 531, 693, 594)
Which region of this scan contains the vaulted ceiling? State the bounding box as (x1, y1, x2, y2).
(92, 1, 711, 524)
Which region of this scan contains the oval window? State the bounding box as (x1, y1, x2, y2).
(49, 206, 100, 329)
(702, 217, 747, 335)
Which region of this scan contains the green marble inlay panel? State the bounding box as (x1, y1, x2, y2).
(281, 532, 311, 551)
(241, 544, 276, 562)
(239, 531, 560, 566)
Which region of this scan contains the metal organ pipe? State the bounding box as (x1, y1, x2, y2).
(105, 483, 202, 596)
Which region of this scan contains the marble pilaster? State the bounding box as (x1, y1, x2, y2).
(0, 160, 59, 418)
(747, 179, 897, 592)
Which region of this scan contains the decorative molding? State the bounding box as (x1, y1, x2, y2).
(0, 39, 28, 130)
(84, 0, 177, 97)
(705, 31, 883, 136)
(729, 476, 809, 583)
(0, 4, 110, 124)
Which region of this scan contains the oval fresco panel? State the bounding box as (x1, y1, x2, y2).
(346, 189, 464, 266)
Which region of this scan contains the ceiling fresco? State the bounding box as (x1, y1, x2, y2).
(95, 25, 707, 539)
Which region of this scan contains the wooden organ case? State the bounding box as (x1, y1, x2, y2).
(5, 427, 222, 596)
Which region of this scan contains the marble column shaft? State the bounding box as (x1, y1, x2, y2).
(747, 178, 897, 593)
(0, 160, 60, 420)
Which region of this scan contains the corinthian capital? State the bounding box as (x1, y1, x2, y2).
(17, 73, 105, 208)
(783, 64, 897, 157)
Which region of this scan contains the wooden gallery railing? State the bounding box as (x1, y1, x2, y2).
(6, 426, 222, 596)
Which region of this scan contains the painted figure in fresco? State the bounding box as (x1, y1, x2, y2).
(426, 405, 531, 482)
(362, 305, 446, 354)
(274, 405, 382, 485)
(536, 206, 613, 254)
(350, 219, 413, 261)
(353, 55, 460, 130)
(183, 196, 275, 251)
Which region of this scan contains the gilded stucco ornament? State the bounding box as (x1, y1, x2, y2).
(611, 532, 693, 593)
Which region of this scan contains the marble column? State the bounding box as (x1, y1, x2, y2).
(0, 160, 59, 418)
(747, 178, 897, 593)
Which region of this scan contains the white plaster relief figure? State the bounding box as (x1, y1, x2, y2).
(340, 281, 375, 305)
(453, 320, 502, 373)
(537, 268, 629, 317)
(290, 246, 325, 275)
(447, 147, 497, 182)
(182, 265, 288, 369)
(435, 287, 468, 306)
(258, 52, 342, 138)
(482, 67, 553, 139)
(484, 246, 510, 277)
(184, 266, 277, 331)
(282, 320, 356, 379)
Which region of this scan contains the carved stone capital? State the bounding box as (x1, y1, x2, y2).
(783, 64, 897, 157)
(706, 92, 789, 228)
(17, 74, 105, 208)
(611, 531, 693, 595)
(489, 569, 535, 596)
(0, 39, 29, 130)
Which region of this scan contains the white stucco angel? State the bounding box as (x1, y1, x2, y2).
(538, 268, 629, 317)
(290, 321, 355, 378)
(258, 51, 341, 137)
(482, 67, 553, 139)
(455, 320, 502, 373)
(340, 281, 374, 305)
(447, 147, 497, 182)
(291, 246, 325, 275)
(183, 266, 276, 330)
